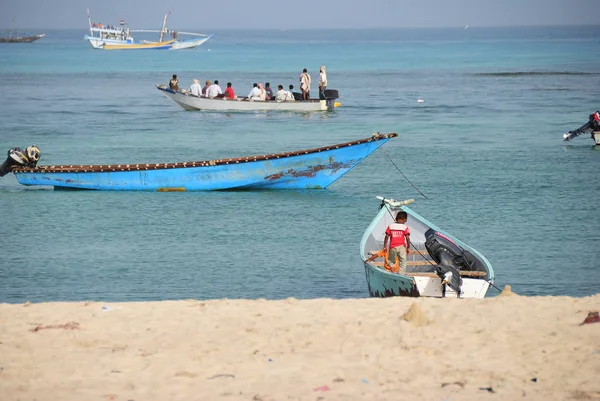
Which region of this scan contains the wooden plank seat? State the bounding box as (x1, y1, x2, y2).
(370, 261, 487, 277)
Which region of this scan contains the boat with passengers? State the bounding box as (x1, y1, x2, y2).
(84, 10, 212, 50)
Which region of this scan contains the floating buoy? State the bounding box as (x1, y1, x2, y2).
(417, 99, 424, 103)
(334, 102, 341, 107)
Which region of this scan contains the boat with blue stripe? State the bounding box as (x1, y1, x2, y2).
(1, 133, 398, 191)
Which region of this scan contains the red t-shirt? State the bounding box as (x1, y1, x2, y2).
(224, 87, 235, 99)
(385, 223, 410, 248)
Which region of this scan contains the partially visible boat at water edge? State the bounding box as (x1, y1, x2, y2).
(0, 31, 45, 43)
(0, 133, 397, 191)
(157, 84, 341, 112)
(360, 196, 494, 299)
(563, 110, 600, 145)
(84, 10, 212, 50)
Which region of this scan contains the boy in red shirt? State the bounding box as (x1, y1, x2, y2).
(383, 211, 411, 273)
(224, 82, 235, 99)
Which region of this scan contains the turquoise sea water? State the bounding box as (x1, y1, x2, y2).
(1, 26, 599, 303)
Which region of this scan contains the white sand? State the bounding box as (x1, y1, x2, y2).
(1, 290, 599, 400)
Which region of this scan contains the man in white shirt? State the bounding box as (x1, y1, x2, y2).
(189, 79, 202, 96)
(275, 84, 294, 102)
(206, 80, 223, 98)
(247, 83, 262, 101)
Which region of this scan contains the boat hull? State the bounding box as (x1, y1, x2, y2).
(157, 85, 335, 112)
(13, 134, 396, 191)
(169, 35, 212, 50)
(85, 36, 175, 50)
(360, 199, 494, 299)
(0, 34, 44, 43)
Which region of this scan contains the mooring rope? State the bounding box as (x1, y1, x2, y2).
(374, 135, 428, 199)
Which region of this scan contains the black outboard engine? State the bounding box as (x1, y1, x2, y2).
(425, 229, 479, 296)
(563, 111, 600, 142)
(323, 89, 339, 111)
(0, 145, 41, 177)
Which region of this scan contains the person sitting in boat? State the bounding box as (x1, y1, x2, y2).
(189, 79, 202, 96)
(264, 82, 274, 100)
(275, 85, 294, 102)
(289, 85, 303, 101)
(299, 68, 311, 100)
(224, 82, 235, 99)
(169, 74, 179, 91)
(383, 211, 411, 273)
(246, 83, 262, 101)
(202, 80, 211, 97)
(206, 80, 223, 98)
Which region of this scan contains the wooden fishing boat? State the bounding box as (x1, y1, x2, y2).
(0, 133, 397, 191)
(0, 32, 44, 43)
(156, 84, 340, 112)
(360, 196, 494, 299)
(84, 10, 212, 50)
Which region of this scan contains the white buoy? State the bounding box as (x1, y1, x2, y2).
(417, 99, 424, 103)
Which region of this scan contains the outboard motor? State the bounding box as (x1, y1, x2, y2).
(425, 229, 473, 296)
(0, 145, 41, 177)
(323, 89, 340, 111)
(563, 111, 600, 142)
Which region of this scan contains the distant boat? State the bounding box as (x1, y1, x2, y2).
(0, 133, 397, 191)
(360, 196, 494, 299)
(0, 31, 45, 43)
(84, 10, 212, 50)
(157, 85, 341, 112)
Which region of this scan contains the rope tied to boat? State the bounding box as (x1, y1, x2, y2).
(372, 134, 428, 199)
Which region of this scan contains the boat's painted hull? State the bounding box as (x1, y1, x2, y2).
(594, 131, 600, 146)
(360, 200, 494, 299)
(84, 36, 176, 50)
(157, 85, 334, 112)
(13, 134, 396, 191)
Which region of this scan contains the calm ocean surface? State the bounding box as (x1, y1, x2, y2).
(1, 26, 599, 303)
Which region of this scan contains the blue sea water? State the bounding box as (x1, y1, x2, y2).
(1, 26, 599, 303)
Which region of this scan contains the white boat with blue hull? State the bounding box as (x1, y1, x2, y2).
(360, 197, 494, 299)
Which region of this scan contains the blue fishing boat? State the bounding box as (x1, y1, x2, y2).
(360, 196, 494, 299)
(0, 133, 397, 191)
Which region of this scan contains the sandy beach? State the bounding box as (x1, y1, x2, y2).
(1, 290, 599, 401)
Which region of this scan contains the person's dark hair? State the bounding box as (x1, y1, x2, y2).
(289, 85, 294, 90)
(253, 83, 258, 87)
(172, 74, 177, 79)
(278, 85, 283, 90)
(303, 68, 307, 73)
(265, 82, 270, 87)
(214, 80, 219, 85)
(227, 82, 232, 87)
(396, 211, 408, 220)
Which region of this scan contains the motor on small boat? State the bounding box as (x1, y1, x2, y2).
(0, 146, 40, 177)
(424, 229, 487, 295)
(563, 111, 600, 142)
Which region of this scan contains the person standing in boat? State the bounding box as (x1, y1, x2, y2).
(318, 65, 327, 100)
(189, 79, 202, 96)
(169, 74, 179, 91)
(383, 211, 411, 273)
(299, 68, 311, 100)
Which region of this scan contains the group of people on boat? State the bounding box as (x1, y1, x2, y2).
(167, 66, 328, 102)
